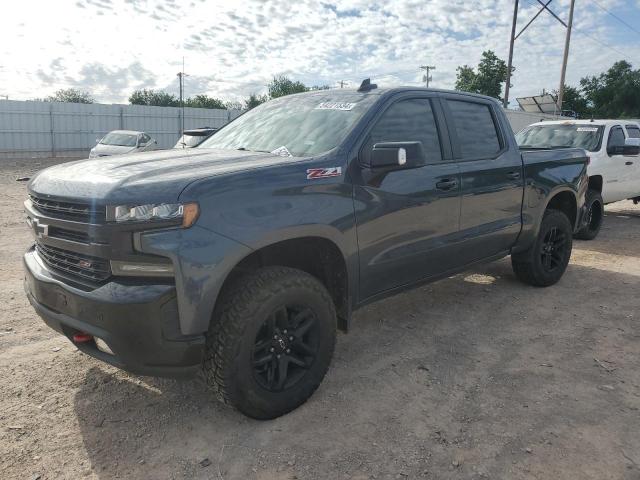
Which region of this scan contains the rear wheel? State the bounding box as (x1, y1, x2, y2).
(574, 189, 603, 240)
(511, 209, 573, 287)
(203, 266, 336, 419)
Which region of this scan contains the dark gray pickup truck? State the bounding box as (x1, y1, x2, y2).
(23, 83, 588, 418)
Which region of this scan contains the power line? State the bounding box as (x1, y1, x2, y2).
(588, 0, 640, 37)
(521, 0, 640, 65)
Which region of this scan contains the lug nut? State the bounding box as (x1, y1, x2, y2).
(289, 336, 293, 341)
(273, 335, 278, 339)
(286, 349, 290, 354)
(270, 347, 275, 352)
(277, 354, 281, 359)
(283, 329, 288, 334)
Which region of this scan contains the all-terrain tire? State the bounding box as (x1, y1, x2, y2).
(511, 209, 573, 287)
(574, 189, 604, 240)
(203, 266, 336, 419)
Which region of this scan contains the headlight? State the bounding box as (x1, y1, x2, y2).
(106, 202, 199, 227)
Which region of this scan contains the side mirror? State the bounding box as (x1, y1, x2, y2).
(370, 142, 425, 169)
(623, 138, 640, 156)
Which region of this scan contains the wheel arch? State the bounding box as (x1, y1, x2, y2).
(588, 175, 603, 194)
(544, 188, 578, 230)
(214, 234, 353, 332)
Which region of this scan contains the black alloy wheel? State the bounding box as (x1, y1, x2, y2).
(540, 226, 568, 274)
(252, 305, 319, 392)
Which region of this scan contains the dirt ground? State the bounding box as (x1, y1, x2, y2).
(1, 158, 639, 480)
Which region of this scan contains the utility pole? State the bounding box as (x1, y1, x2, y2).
(420, 65, 436, 88)
(339, 80, 346, 88)
(557, 0, 575, 112)
(504, 0, 519, 108)
(176, 57, 188, 135)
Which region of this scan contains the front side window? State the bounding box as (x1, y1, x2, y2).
(362, 98, 442, 164)
(447, 100, 501, 159)
(608, 126, 625, 154)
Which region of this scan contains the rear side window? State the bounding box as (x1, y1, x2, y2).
(363, 98, 442, 163)
(447, 100, 501, 159)
(626, 125, 640, 138)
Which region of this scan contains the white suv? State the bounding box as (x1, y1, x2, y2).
(517, 120, 640, 239)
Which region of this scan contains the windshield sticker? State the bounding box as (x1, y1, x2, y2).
(306, 167, 342, 180)
(315, 102, 356, 111)
(576, 127, 598, 132)
(271, 146, 292, 157)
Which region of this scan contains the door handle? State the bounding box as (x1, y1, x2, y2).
(625, 161, 634, 165)
(436, 179, 458, 191)
(506, 171, 521, 179)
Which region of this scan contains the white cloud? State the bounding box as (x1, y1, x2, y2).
(0, 0, 638, 104)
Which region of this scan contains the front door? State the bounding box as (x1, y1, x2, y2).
(442, 96, 524, 262)
(352, 96, 462, 300)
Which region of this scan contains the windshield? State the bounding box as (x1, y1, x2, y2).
(100, 132, 137, 147)
(516, 124, 604, 152)
(174, 134, 210, 148)
(199, 92, 379, 157)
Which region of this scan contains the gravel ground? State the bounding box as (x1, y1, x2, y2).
(1, 158, 639, 480)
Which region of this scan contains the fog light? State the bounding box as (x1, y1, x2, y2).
(94, 337, 114, 355)
(110, 261, 174, 277)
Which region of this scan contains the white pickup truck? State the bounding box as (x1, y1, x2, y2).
(517, 120, 640, 239)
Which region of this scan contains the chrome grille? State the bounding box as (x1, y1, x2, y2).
(36, 243, 110, 282)
(30, 195, 105, 223)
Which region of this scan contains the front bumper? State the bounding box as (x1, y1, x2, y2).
(23, 247, 205, 378)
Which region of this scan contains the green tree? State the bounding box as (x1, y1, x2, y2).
(244, 93, 268, 110)
(555, 85, 590, 118)
(46, 88, 94, 104)
(184, 94, 226, 109)
(268, 75, 308, 98)
(579, 60, 640, 118)
(455, 50, 508, 101)
(129, 89, 179, 107)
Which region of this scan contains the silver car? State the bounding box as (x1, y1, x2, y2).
(89, 130, 158, 158)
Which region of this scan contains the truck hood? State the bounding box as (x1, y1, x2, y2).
(28, 148, 297, 204)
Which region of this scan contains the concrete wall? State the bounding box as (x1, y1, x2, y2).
(0, 100, 241, 160)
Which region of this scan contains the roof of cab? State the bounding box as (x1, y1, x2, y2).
(527, 119, 640, 127)
(282, 86, 502, 103)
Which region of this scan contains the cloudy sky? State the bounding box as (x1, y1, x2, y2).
(1, 0, 640, 106)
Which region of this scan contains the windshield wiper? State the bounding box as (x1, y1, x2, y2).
(236, 147, 271, 153)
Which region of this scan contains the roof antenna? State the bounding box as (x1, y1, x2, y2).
(357, 78, 377, 92)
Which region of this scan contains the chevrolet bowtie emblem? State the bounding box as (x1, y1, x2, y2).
(28, 217, 49, 239)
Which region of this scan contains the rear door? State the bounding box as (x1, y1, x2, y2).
(623, 124, 640, 198)
(603, 125, 633, 202)
(442, 96, 523, 263)
(352, 95, 462, 300)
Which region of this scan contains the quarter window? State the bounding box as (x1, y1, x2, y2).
(446, 100, 501, 159)
(363, 99, 442, 164)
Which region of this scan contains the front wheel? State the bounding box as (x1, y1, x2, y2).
(574, 189, 603, 240)
(203, 266, 337, 419)
(511, 209, 573, 287)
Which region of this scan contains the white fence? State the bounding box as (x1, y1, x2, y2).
(0, 100, 242, 160)
(504, 109, 567, 133)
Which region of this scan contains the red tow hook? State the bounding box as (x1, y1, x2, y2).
(72, 333, 93, 343)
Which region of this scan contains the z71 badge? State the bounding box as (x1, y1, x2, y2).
(306, 167, 342, 179)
